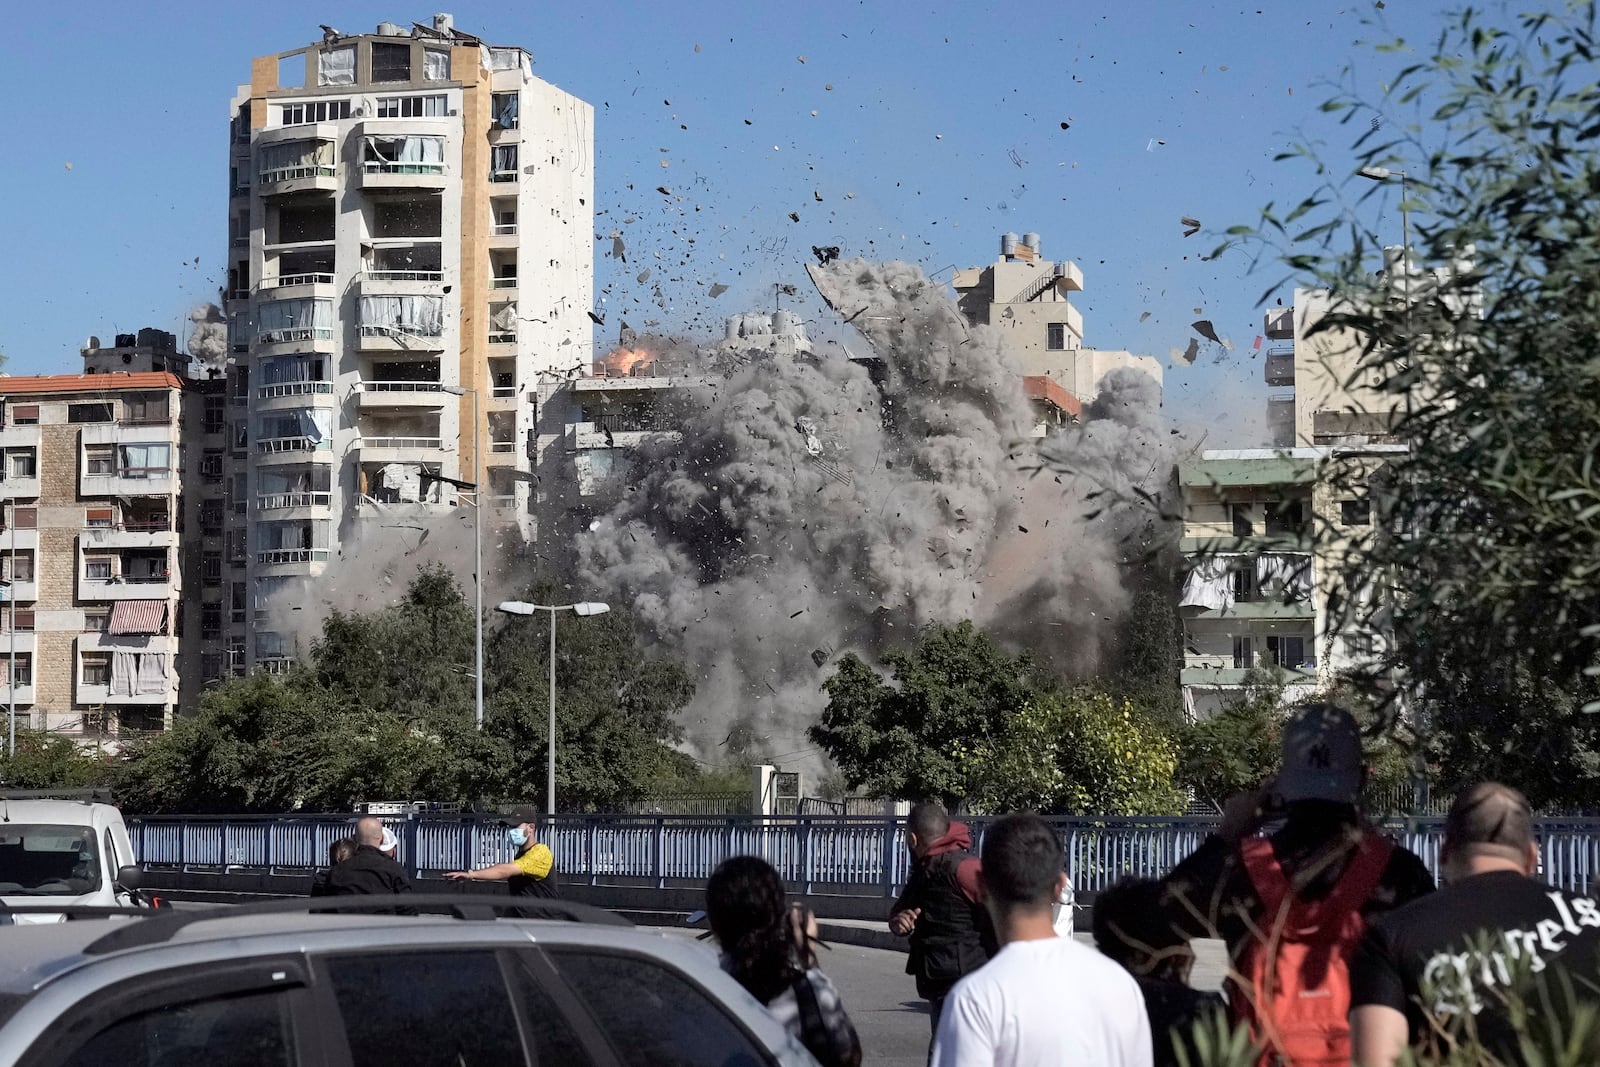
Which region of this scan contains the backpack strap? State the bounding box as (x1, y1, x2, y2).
(1315, 833, 1393, 920)
(1239, 836, 1293, 916)
(1239, 833, 1394, 929)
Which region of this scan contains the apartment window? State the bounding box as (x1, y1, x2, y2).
(200, 505, 224, 535)
(81, 652, 111, 687)
(376, 94, 447, 118)
(117, 443, 171, 477)
(5, 553, 34, 583)
(5, 610, 35, 632)
(1340, 498, 1371, 526)
(1345, 632, 1375, 659)
(230, 366, 250, 404)
(492, 91, 519, 129)
(83, 609, 110, 633)
(8, 449, 36, 479)
(202, 551, 223, 585)
(491, 144, 519, 181)
(1046, 322, 1067, 351)
(8, 507, 36, 531)
(1231, 503, 1254, 537)
(201, 603, 222, 638)
(85, 445, 115, 475)
(234, 423, 249, 454)
(202, 652, 224, 682)
(371, 42, 412, 83)
(85, 507, 114, 528)
(423, 48, 450, 81)
(69, 402, 113, 424)
(1266, 499, 1307, 535)
(232, 474, 249, 515)
(200, 451, 225, 479)
(8, 404, 38, 426)
(232, 581, 247, 624)
(203, 395, 226, 434)
(227, 637, 246, 676)
(1266, 635, 1308, 670)
(84, 556, 114, 581)
(1232, 636, 1254, 669)
(279, 99, 351, 125)
(123, 391, 170, 424)
(8, 654, 32, 688)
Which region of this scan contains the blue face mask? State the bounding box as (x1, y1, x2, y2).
(506, 827, 528, 848)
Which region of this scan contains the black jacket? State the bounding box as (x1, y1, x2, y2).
(891, 824, 995, 997)
(324, 845, 417, 915)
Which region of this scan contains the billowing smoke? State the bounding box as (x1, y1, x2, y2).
(187, 304, 230, 370)
(576, 259, 1173, 763)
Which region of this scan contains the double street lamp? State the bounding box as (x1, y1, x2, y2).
(496, 600, 609, 815)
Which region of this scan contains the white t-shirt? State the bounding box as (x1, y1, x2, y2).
(932, 936, 1153, 1067)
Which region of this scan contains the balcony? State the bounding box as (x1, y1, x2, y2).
(256, 380, 336, 405)
(0, 424, 41, 451)
(488, 223, 518, 250)
(358, 381, 449, 409)
(256, 125, 339, 197)
(0, 581, 37, 603)
(0, 529, 38, 553)
(1180, 665, 1317, 688)
(79, 574, 175, 602)
(565, 421, 662, 451)
(255, 273, 337, 302)
(80, 467, 176, 500)
(0, 472, 41, 500)
(257, 548, 332, 566)
(0, 681, 35, 705)
(0, 633, 37, 655)
(1184, 598, 1315, 621)
(488, 276, 518, 295)
(256, 492, 332, 512)
(256, 436, 333, 462)
(81, 521, 176, 550)
(356, 436, 445, 464)
(353, 126, 449, 191)
(1264, 349, 1295, 387)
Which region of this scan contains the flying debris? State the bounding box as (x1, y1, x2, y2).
(1181, 216, 1201, 238)
(812, 245, 841, 266)
(1191, 320, 1222, 345)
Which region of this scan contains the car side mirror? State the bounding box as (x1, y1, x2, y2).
(116, 864, 142, 891)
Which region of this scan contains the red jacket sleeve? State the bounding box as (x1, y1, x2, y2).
(955, 857, 983, 905)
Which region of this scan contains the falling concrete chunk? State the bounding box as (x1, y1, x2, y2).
(708, 283, 729, 298)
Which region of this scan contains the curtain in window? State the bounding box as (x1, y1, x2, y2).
(110, 652, 137, 697)
(491, 144, 518, 173)
(482, 46, 526, 73)
(359, 295, 444, 336)
(424, 49, 450, 80)
(1256, 554, 1312, 601)
(317, 46, 356, 86)
(262, 356, 325, 385)
(1180, 556, 1235, 611)
(489, 302, 518, 331)
(258, 140, 332, 177)
(135, 654, 168, 696)
(493, 93, 519, 128)
(258, 299, 333, 335)
(364, 136, 444, 165)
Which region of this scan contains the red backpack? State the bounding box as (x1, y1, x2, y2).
(1228, 833, 1394, 1067)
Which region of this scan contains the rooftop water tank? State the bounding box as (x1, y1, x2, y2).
(1001, 233, 1019, 257)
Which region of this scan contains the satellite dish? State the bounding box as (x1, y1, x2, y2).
(86, 336, 101, 351)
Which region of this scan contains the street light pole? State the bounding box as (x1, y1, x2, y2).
(8, 498, 14, 760)
(496, 600, 610, 815)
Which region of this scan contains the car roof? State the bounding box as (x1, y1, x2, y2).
(0, 913, 720, 997)
(0, 801, 115, 826)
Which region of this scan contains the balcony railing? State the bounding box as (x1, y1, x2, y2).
(360, 436, 443, 450)
(260, 164, 337, 184)
(490, 440, 515, 453)
(258, 549, 331, 566)
(113, 467, 176, 480)
(362, 161, 446, 176)
(258, 382, 335, 399)
(257, 327, 334, 345)
(259, 273, 335, 290)
(257, 436, 327, 454)
(490, 170, 518, 183)
(366, 270, 444, 282)
(491, 383, 517, 398)
(489, 332, 514, 344)
(489, 495, 516, 509)
(492, 223, 518, 236)
(489, 277, 517, 289)
(257, 492, 332, 511)
(362, 381, 444, 393)
(358, 325, 443, 341)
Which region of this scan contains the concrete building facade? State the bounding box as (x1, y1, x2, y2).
(951, 232, 1163, 427)
(0, 373, 186, 741)
(225, 14, 593, 670)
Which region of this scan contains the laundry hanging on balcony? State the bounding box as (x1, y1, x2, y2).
(1180, 555, 1235, 611)
(110, 652, 137, 698)
(1255, 554, 1312, 601)
(108, 601, 167, 636)
(136, 653, 169, 696)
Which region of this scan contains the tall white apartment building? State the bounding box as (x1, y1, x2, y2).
(224, 14, 593, 669)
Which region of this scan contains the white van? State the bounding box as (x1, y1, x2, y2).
(0, 791, 146, 924)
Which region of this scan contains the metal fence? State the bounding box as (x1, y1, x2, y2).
(126, 814, 1600, 898)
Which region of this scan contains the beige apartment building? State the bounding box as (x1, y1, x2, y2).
(224, 14, 593, 671)
(0, 371, 186, 740)
(951, 232, 1163, 431)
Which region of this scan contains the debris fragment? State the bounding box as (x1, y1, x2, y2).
(1180, 216, 1201, 238)
(1191, 320, 1222, 345)
(708, 283, 729, 298)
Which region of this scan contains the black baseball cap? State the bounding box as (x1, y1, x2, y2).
(496, 805, 541, 826)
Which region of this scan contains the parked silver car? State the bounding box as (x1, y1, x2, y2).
(0, 897, 820, 1066)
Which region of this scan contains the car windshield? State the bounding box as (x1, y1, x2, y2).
(0, 825, 102, 896)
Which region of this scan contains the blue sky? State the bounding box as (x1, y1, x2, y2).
(0, 0, 1452, 443)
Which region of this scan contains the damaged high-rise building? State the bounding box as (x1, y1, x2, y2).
(222, 14, 593, 670)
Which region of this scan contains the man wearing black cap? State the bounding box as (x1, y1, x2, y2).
(444, 805, 559, 899)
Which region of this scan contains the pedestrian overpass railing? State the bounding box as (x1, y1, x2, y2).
(125, 814, 1600, 898)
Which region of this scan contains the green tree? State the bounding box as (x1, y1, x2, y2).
(808, 620, 1044, 808)
(1174, 675, 1285, 813)
(484, 586, 694, 812)
(1228, 3, 1600, 803)
(0, 729, 115, 790)
(969, 687, 1184, 816)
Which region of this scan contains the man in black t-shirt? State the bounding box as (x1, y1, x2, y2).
(1350, 782, 1600, 1066)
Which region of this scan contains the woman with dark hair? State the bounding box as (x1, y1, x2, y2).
(706, 856, 862, 1067)
(310, 837, 358, 897)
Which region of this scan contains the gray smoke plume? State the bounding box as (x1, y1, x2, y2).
(576, 259, 1172, 764)
(187, 304, 230, 370)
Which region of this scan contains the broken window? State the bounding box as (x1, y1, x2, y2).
(491, 144, 519, 181)
(1340, 498, 1371, 526)
(423, 49, 450, 81)
(259, 139, 334, 183)
(492, 92, 520, 129)
(362, 135, 445, 173)
(370, 42, 412, 83)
